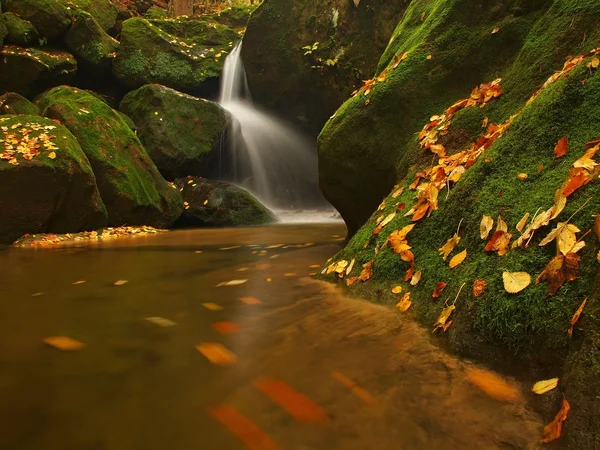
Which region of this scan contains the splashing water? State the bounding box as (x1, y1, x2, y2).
(218, 43, 330, 214)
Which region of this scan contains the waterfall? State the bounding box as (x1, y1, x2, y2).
(217, 42, 330, 215)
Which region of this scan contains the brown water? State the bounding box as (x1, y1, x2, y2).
(0, 224, 543, 450)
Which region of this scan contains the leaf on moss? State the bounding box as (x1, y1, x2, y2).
(554, 137, 568, 159)
(568, 297, 587, 336)
(392, 285, 403, 294)
(433, 305, 455, 332)
(449, 249, 467, 268)
(396, 292, 412, 312)
(542, 398, 570, 443)
(439, 234, 461, 260)
(410, 270, 422, 286)
(432, 281, 447, 298)
(480, 215, 494, 239)
(373, 212, 396, 235)
(502, 271, 531, 293)
(516, 213, 530, 233)
(536, 253, 580, 296)
(359, 260, 374, 282)
(473, 279, 486, 297)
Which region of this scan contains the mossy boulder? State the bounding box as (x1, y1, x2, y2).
(2, 12, 40, 46)
(0, 115, 107, 244)
(143, 6, 168, 20)
(2, 0, 71, 40)
(174, 176, 277, 227)
(241, 0, 407, 134)
(0, 45, 77, 97)
(64, 10, 119, 73)
(69, 0, 119, 33)
(0, 92, 39, 116)
(120, 84, 229, 180)
(113, 17, 238, 95)
(37, 86, 183, 228)
(204, 5, 256, 31)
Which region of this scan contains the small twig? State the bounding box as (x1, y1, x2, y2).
(456, 218, 464, 235)
(451, 282, 466, 306)
(566, 197, 592, 224)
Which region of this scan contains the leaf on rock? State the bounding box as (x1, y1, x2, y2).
(473, 279, 487, 297)
(539, 222, 580, 255)
(541, 399, 570, 443)
(480, 215, 494, 239)
(532, 378, 559, 395)
(396, 293, 412, 312)
(346, 276, 358, 286)
(432, 281, 447, 298)
(554, 137, 568, 159)
(439, 234, 461, 260)
(410, 270, 422, 286)
(491, 27, 499, 34)
(391, 187, 404, 198)
(568, 297, 587, 336)
(502, 271, 531, 293)
(536, 253, 580, 296)
(449, 249, 467, 268)
(346, 258, 356, 275)
(595, 215, 600, 241)
(496, 216, 508, 233)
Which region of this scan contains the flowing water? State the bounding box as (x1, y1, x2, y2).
(0, 226, 544, 450)
(217, 43, 328, 212)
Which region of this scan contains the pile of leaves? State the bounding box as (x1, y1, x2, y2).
(0, 118, 59, 165)
(12, 226, 166, 247)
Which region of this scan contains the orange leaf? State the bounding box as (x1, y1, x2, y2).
(196, 343, 237, 366)
(432, 281, 447, 298)
(473, 279, 487, 297)
(536, 253, 580, 296)
(465, 367, 521, 403)
(541, 399, 570, 443)
(554, 136, 568, 159)
(449, 249, 467, 268)
(396, 292, 412, 312)
(568, 297, 587, 336)
(595, 215, 600, 241)
(485, 230, 505, 251)
(359, 260, 374, 281)
(43, 336, 85, 351)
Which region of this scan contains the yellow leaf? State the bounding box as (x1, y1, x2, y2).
(449, 249, 467, 268)
(439, 234, 461, 260)
(379, 212, 396, 228)
(568, 297, 587, 336)
(517, 173, 528, 180)
(114, 280, 128, 286)
(346, 258, 356, 275)
(480, 215, 494, 239)
(516, 212, 530, 233)
(433, 305, 455, 332)
(196, 343, 237, 366)
(481, 117, 489, 128)
(391, 285, 403, 294)
(502, 271, 531, 293)
(426, 54, 432, 60)
(395, 292, 412, 312)
(496, 216, 508, 232)
(410, 270, 422, 286)
(542, 399, 570, 443)
(202, 302, 223, 310)
(48, 151, 56, 159)
(491, 27, 500, 34)
(391, 187, 404, 198)
(532, 378, 559, 395)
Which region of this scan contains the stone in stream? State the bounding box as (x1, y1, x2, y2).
(0, 115, 108, 245)
(119, 84, 229, 180)
(36, 86, 183, 229)
(0, 92, 39, 116)
(174, 176, 277, 227)
(2, 12, 41, 47)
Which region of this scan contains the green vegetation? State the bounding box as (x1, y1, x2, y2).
(2, 12, 40, 46)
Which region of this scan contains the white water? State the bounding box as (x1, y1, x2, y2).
(218, 43, 332, 216)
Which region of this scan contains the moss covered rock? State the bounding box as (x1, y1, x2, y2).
(2, 12, 40, 46)
(120, 84, 229, 180)
(2, 0, 70, 40)
(241, 0, 406, 134)
(113, 17, 238, 95)
(0, 45, 77, 97)
(0, 92, 39, 115)
(143, 6, 168, 20)
(204, 5, 256, 31)
(0, 115, 107, 244)
(69, 0, 118, 33)
(37, 86, 183, 228)
(174, 176, 277, 227)
(64, 10, 119, 73)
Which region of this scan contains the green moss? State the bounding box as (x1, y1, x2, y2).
(2, 12, 40, 46)
(0, 92, 39, 115)
(119, 84, 229, 180)
(210, 5, 256, 31)
(36, 86, 183, 228)
(143, 6, 168, 20)
(69, 0, 118, 32)
(3, 0, 70, 40)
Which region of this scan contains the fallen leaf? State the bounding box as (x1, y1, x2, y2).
(359, 260, 374, 281)
(145, 317, 176, 327)
(396, 292, 412, 312)
(496, 216, 508, 232)
(373, 212, 396, 235)
(72, 280, 86, 285)
(568, 297, 587, 336)
(473, 279, 487, 297)
(541, 399, 570, 443)
(539, 222, 580, 255)
(502, 271, 531, 293)
(595, 215, 600, 241)
(532, 378, 559, 395)
(202, 302, 223, 310)
(432, 281, 447, 298)
(516, 213, 530, 233)
(346, 258, 356, 275)
(517, 173, 528, 181)
(426, 54, 433, 60)
(536, 253, 580, 296)
(482, 117, 489, 128)
(420, 11, 426, 22)
(538, 163, 544, 173)
(346, 276, 358, 286)
(114, 280, 128, 286)
(480, 215, 494, 239)
(439, 234, 461, 260)
(491, 27, 500, 34)
(554, 136, 568, 159)
(48, 151, 56, 159)
(465, 367, 521, 402)
(212, 321, 242, 335)
(433, 305, 455, 332)
(449, 249, 467, 268)
(43, 336, 85, 351)
(410, 270, 422, 286)
(392, 285, 403, 294)
(391, 187, 404, 198)
(196, 343, 237, 366)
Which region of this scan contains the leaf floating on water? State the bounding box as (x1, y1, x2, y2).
(432, 281, 447, 298)
(240, 296, 261, 305)
(449, 249, 467, 268)
(145, 317, 176, 327)
(114, 280, 128, 286)
(266, 278, 272, 283)
(196, 343, 237, 366)
(284, 273, 297, 277)
(542, 398, 570, 443)
(568, 297, 587, 336)
(219, 246, 241, 251)
(395, 292, 412, 312)
(410, 270, 422, 286)
(212, 321, 242, 335)
(532, 378, 559, 395)
(43, 336, 85, 351)
(391, 285, 403, 294)
(480, 215, 494, 239)
(502, 271, 531, 293)
(473, 279, 487, 297)
(202, 302, 223, 311)
(218, 279, 249, 287)
(465, 367, 521, 403)
(72, 280, 86, 285)
(309, 264, 321, 269)
(31, 292, 44, 297)
(554, 136, 569, 159)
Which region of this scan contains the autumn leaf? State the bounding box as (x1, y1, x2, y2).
(449, 249, 467, 268)
(346, 258, 356, 275)
(516, 212, 530, 233)
(532, 378, 559, 395)
(387, 225, 415, 250)
(491, 27, 499, 34)
(480, 215, 494, 239)
(439, 234, 461, 260)
(465, 367, 521, 403)
(542, 399, 570, 443)
(359, 260, 374, 281)
(392, 285, 403, 294)
(346, 276, 358, 286)
(496, 216, 508, 232)
(554, 136, 568, 158)
(568, 297, 587, 336)
(391, 187, 404, 198)
(432, 281, 447, 298)
(536, 253, 580, 296)
(373, 212, 396, 235)
(473, 279, 487, 297)
(482, 117, 489, 128)
(517, 173, 528, 181)
(196, 343, 237, 366)
(595, 215, 600, 241)
(393, 51, 408, 68)
(485, 230, 512, 255)
(396, 292, 412, 312)
(114, 280, 129, 286)
(410, 270, 422, 286)
(433, 305, 455, 332)
(502, 271, 531, 293)
(48, 151, 56, 159)
(538, 222, 580, 255)
(43, 336, 85, 351)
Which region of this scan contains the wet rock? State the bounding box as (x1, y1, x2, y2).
(119, 84, 229, 180)
(0, 92, 39, 116)
(2, 12, 40, 46)
(174, 176, 277, 227)
(2, 0, 71, 40)
(0, 45, 77, 97)
(113, 17, 238, 95)
(0, 115, 107, 244)
(241, 0, 407, 135)
(64, 10, 119, 73)
(37, 86, 183, 228)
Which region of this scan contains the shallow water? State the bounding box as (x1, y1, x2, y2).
(0, 224, 543, 450)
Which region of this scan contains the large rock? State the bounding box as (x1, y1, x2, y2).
(0, 92, 39, 116)
(2, 0, 71, 40)
(64, 10, 119, 73)
(203, 5, 256, 31)
(119, 84, 229, 180)
(37, 86, 183, 228)
(69, 0, 119, 33)
(241, 0, 407, 134)
(174, 176, 277, 227)
(0, 115, 107, 244)
(0, 13, 7, 47)
(113, 17, 239, 95)
(2, 12, 40, 46)
(0, 45, 77, 97)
